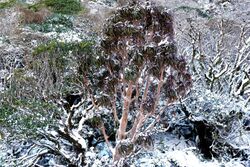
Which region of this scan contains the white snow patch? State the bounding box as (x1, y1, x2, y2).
(158, 37, 170, 46)
(165, 150, 245, 167)
(133, 131, 248, 167)
(45, 31, 83, 43)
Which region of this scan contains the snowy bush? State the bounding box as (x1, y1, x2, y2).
(90, 1, 192, 162)
(29, 14, 73, 33)
(175, 11, 250, 100)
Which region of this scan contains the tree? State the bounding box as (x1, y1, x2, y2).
(93, 1, 192, 162)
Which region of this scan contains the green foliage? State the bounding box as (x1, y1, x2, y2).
(28, 0, 83, 14)
(33, 40, 93, 56)
(0, 104, 16, 125)
(29, 13, 73, 33)
(0, 0, 17, 9)
(32, 40, 94, 72)
(44, 0, 82, 15)
(89, 116, 102, 127)
(0, 97, 59, 139)
(28, 1, 46, 12)
(31, 40, 95, 98)
(97, 4, 192, 161)
(32, 41, 68, 72)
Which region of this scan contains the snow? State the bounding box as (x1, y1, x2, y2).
(85, 147, 104, 167)
(129, 131, 248, 167)
(44, 31, 83, 43)
(165, 150, 245, 167)
(158, 37, 170, 46)
(71, 129, 87, 149)
(23, 0, 39, 4)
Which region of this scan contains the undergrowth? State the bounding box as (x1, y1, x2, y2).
(0, 0, 17, 9)
(29, 13, 73, 32)
(0, 97, 59, 139)
(29, 0, 83, 14)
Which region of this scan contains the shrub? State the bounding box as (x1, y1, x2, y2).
(0, 97, 59, 139)
(80, 1, 192, 162)
(0, 68, 60, 140)
(0, 104, 16, 125)
(30, 40, 94, 98)
(0, 0, 17, 9)
(19, 7, 52, 24)
(29, 13, 73, 33)
(44, 0, 82, 15)
(27, 0, 45, 11)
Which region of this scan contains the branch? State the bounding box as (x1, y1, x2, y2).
(111, 88, 119, 122)
(100, 122, 114, 154)
(130, 76, 151, 140)
(117, 82, 133, 140)
(214, 63, 228, 79)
